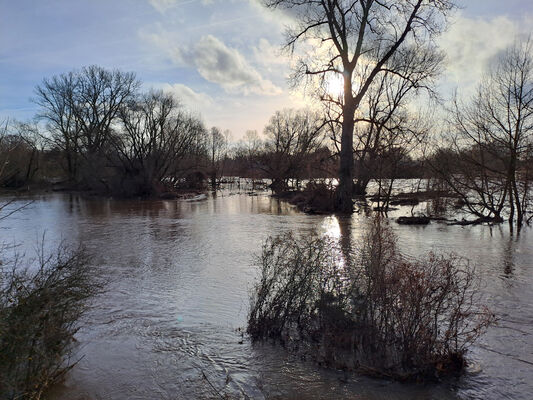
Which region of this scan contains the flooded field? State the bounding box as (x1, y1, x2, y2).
(1, 189, 532, 400)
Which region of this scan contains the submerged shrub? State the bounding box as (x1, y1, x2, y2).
(0, 244, 100, 400)
(248, 218, 494, 380)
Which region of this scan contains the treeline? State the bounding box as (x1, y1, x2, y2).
(0, 68, 425, 198)
(1, 66, 338, 196)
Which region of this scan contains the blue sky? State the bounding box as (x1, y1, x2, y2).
(1, 0, 533, 138)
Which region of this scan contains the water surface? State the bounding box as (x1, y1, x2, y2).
(2, 190, 532, 399)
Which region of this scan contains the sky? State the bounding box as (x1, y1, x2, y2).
(1, 0, 533, 139)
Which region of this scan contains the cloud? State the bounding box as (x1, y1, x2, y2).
(192, 35, 282, 95)
(247, 0, 296, 29)
(252, 38, 289, 71)
(147, 82, 311, 138)
(143, 32, 283, 96)
(139, 31, 186, 66)
(158, 83, 215, 112)
(439, 13, 533, 93)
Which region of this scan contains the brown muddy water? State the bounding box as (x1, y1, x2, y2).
(1, 188, 532, 399)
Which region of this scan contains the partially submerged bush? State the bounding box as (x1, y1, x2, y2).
(277, 182, 336, 214)
(248, 218, 494, 380)
(0, 245, 100, 399)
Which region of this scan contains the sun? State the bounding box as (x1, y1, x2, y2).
(325, 74, 344, 98)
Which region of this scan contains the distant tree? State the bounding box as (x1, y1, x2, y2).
(0, 120, 42, 187)
(263, 0, 456, 212)
(260, 109, 325, 192)
(35, 66, 140, 181)
(113, 90, 206, 195)
(208, 127, 228, 188)
(232, 130, 264, 178)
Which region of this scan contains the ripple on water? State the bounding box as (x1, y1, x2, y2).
(3, 190, 532, 400)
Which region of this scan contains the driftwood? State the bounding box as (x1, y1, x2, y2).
(396, 216, 430, 225)
(390, 198, 420, 206)
(447, 216, 503, 226)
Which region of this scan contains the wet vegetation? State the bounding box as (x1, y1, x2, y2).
(0, 244, 99, 400)
(248, 218, 495, 381)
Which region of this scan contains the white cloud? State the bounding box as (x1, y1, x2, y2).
(143, 32, 283, 96)
(148, 82, 312, 138)
(252, 38, 289, 71)
(439, 13, 533, 93)
(158, 83, 215, 113)
(139, 31, 186, 65)
(247, 0, 296, 29)
(192, 35, 282, 95)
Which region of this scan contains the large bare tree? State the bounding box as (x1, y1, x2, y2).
(35, 66, 139, 181)
(113, 90, 206, 195)
(263, 0, 455, 212)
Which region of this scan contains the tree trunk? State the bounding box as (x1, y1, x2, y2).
(335, 97, 356, 213)
(354, 176, 371, 196)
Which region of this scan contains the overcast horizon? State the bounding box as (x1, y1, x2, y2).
(1, 0, 533, 139)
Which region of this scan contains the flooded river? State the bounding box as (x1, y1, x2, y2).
(1, 189, 532, 399)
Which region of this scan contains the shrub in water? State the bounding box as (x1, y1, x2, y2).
(0, 244, 99, 399)
(248, 217, 494, 380)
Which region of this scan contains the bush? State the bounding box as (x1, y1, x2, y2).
(0, 244, 100, 399)
(248, 217, 494, 380)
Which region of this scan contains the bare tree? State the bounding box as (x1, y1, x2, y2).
(231, 130, 264, 179)
(112, 90, 205, 195)
(439, 39, 533, 228)
(0, 120, 43, 188)
(34, 72, 80, 180)
(260, 109, 325, 192)
(35, 66, 140, 181)
(263, 0, 456, 212)
(208, 127, 228, 188)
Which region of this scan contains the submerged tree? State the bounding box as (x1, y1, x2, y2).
(260, 109, 325, 192)
(438, 39, 533, 228)
(248, 217, 494, 379)
(263, 0, 456, 212)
